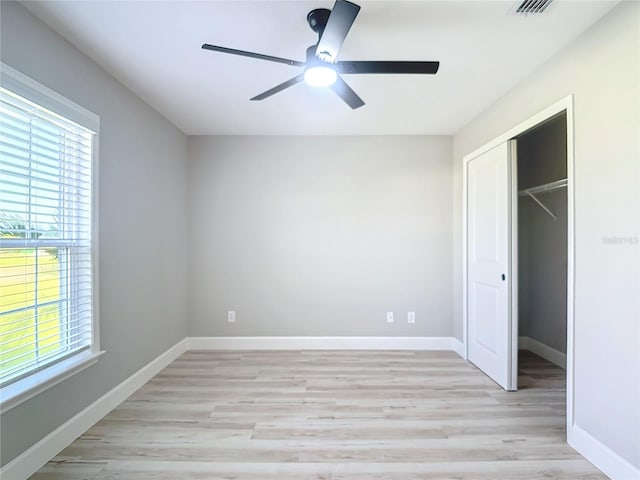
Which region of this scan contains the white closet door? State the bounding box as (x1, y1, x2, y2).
(466, 140, 517, 391)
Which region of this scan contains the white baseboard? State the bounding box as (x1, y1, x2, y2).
(450, 337, 465, 358)
(0, 339, 189, 480)
(187, 336, 461, 351)
(519, 336, 566, 369)
(568, 424, 640, 480)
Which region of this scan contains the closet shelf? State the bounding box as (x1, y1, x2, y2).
(518, 178, 567, 221)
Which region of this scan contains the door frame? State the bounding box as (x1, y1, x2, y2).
(462, 95, 575, 430)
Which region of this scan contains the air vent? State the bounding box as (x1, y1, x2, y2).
(514, 0, 554, 14)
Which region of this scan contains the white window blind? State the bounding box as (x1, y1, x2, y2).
(0, 76, 96, 390)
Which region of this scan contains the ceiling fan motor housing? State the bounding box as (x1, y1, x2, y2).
(306, 45, 330, 67)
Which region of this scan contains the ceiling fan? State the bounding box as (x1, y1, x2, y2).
(201, 0, 440, 109)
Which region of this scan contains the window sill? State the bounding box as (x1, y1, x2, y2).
(0, 350, 105, 414)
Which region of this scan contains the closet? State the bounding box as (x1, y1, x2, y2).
(516, 113, 568, 370)
(464, 98, 572, 394)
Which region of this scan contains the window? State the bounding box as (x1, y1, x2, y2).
(0, 64, 101, 412)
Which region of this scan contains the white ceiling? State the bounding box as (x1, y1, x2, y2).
(24, 1, 618, 135)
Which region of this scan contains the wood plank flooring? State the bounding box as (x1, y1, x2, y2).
(30, 350, 607, 479)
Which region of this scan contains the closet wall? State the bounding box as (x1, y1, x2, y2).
(517, 114, 568, 354)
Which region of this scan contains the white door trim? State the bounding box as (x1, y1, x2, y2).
(508, 139, 519, 391)
(462, 95, 575, 430)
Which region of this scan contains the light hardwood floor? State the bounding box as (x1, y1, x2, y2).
(31, 350, 607, 479)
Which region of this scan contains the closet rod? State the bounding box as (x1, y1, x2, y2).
(518, 178, 567, 196)
(518, 178, 567, 222)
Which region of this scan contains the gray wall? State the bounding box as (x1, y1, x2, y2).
(0, 2, 189, 466)
(189, 136, 453, 337)
(453, 2, 639, 468)
(517, 116, 568, 354)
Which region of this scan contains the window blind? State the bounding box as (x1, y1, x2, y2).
(0, 86, 95, 387)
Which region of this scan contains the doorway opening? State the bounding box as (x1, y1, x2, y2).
(515, 112, 568, 401)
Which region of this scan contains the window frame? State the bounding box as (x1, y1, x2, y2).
(0, 63, 103, 413)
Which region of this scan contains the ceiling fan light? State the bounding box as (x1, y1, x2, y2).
(304, 66, 337, 87)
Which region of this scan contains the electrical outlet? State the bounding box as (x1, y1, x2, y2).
(386, 312, 394, 323)
(408, 311, 416, 324)
(227, 310, 236, 323)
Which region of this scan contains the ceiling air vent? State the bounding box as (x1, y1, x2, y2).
(514, 0, 554, 14)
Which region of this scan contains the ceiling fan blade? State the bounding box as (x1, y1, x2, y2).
(329, 76, 364, 109)
(338, 61, 440, 75)
(250, 74, 305, 101)
(202, 44, 305, 67)
(315, 0, 361, 63)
